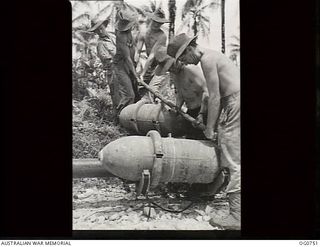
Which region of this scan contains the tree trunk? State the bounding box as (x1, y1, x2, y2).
(192, 14, 198, 36)
(221, 0, 225, 54)
(168, 0, 176, 41)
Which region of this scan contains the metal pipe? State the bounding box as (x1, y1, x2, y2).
(73, 159, 114, 178)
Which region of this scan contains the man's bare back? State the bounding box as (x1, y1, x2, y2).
(201, 49, 240, 98)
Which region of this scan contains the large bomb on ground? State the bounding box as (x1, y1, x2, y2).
(119, 100, 188, 137)
(99, 130, 220, 187)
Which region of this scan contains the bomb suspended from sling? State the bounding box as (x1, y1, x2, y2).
(119, 100, 188, 137)
(98, 130, 220, 187)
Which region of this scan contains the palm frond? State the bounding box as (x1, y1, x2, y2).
(229, 42, 240, 48)
(77, 30, 96, 37)
(72, 31, 87, 44)
(199, 19, 210, 39)
(229, 43, 240, 53)
(72, 14, 91, 31)
(201, 15, 210, 23)
(181, 0, 197, 19)
(199, 16, 210, 29)
(200, 1, 220, 11)
(72, 1, 92, 11)
(230, 35, 240, 42)
(93, 3, 114, 20)
(72, 12, 90, 23)
(133, 6, 146, 16)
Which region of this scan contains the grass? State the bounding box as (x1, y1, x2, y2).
(72, 88, 129, 159)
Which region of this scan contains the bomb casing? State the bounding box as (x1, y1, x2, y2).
(99, 130, 220, 185)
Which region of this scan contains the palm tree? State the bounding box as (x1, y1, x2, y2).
(168, 0, 176, 41)
(140, 0, 158, 14)
(221, 0, 225, 53)
(72, 12, 95, 60)
(179, 0, 219, 38)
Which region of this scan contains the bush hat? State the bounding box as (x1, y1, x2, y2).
(146, 8, 170, 23)
(115, 5, 138, 31)
(167, 33, 197, 59)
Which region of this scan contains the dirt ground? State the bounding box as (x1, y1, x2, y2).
(73, 177, 229, 230)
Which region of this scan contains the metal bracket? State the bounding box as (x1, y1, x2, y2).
(136, 169, 151, 196)
(130, 100, 146, 134)
(151, 103, 163, 134)
(147, 130, 164, 189)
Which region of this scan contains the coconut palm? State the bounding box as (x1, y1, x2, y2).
(168, 0, 176, 41)
(179, 0, 219, 38)
(221, 0, 225, 53)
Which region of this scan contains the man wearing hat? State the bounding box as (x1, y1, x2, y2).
(168, 33, 241, 230)
(134, 8, 170, 87)
(141, 46, 209, 138)
(88, 18, 115, 84)
(113, 7, 140, 118)
(88, 18, 119, 109)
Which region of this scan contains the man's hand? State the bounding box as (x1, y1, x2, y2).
(136, 61, 142, 74)
(192, 113, 204, 128)
(138, 75, 144, 85)
(134, 53, 140, 63)
(203, 127, 215, 140)
(167, 103, 180, 115)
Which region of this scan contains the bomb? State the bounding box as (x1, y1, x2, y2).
(99, 130, 220, 189)
(119, 100, 188, 137)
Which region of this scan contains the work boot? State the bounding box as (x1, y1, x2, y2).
(209, 192, 241, 230)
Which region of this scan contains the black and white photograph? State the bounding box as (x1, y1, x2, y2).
(72, 0, 240, 231)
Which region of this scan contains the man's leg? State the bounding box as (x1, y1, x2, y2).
(116, 68, 135, 114)
(209, 97, 241, 230)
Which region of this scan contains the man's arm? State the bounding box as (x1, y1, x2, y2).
(140, 52, 155, 79)
(97, 42, 113, 61)
(191, 68, 209, 115)
(140, 38, 163, 79)
(134, 32, 144, 64)
(202, 62, 220, 140)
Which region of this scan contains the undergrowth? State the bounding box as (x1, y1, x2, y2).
(73, 88, 129, 159)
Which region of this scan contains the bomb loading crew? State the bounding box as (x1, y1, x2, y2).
(88, 4, 241, 230)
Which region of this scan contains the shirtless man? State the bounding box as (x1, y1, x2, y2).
(134, 8, 169, 85)
(168, 33, 241, 230)
(145, 46, 209, 138)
